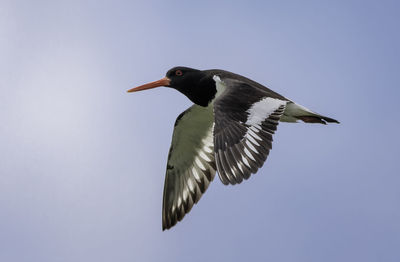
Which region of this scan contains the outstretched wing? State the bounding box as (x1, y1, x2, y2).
(213, 76, 288, 185)
(162, 104, 216, 230)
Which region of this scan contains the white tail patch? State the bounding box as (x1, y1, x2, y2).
(281, 102, 317, 123)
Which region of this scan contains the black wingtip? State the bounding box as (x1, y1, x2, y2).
(162, 223, 169, 231)
(298, 115, 340, 124)
(162, 219, 176, 231)
(324, 117, 340, 124)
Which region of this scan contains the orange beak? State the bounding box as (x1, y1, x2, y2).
(127, 77, 171, 93)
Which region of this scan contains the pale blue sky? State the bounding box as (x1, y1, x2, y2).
(1, 0, 399, 261)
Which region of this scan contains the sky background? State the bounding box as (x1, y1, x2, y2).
(1, 0, 399, 261)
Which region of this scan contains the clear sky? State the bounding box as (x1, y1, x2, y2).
(1, 0, 399, 261)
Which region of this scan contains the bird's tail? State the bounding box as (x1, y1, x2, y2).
(281, 102, 339, 124)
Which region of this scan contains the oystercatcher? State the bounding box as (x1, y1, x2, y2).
(128, 67, 339, 230)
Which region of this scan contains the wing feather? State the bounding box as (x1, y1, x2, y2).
(162, 105, 216, 230)
(213, 77, 288, 185)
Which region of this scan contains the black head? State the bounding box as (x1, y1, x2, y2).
(165, 66, 202, 88)
(128, 66, 217, 107)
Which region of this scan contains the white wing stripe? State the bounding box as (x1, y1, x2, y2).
(246, 97, 287, 126)
(249, 126, 259, 133)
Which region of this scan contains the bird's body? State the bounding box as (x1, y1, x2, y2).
(128, 67, 339, 230)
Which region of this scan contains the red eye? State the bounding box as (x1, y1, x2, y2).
(175, 70, 183, 76)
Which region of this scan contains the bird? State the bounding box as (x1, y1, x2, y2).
(127, 66, 339, 230)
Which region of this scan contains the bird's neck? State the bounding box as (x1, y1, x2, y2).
(177, 76, 217, 107)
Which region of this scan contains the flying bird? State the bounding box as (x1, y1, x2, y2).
(128, 67, 339, 230)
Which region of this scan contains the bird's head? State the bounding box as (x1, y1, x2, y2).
(165, 67, 202, 89)
(128, 67, 215, 106)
